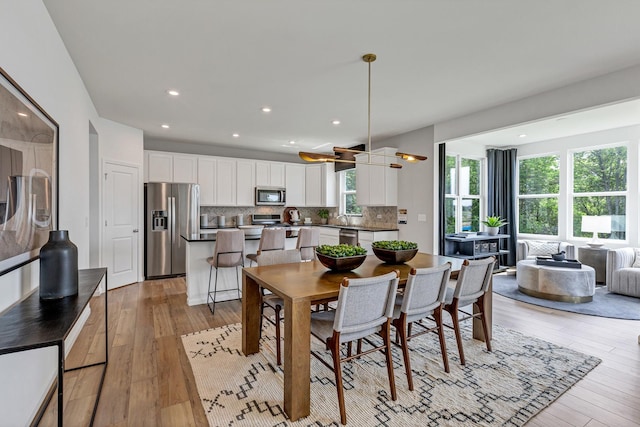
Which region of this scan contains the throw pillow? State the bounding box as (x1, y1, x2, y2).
(632, 248, 640, 268)
(526, 241, 560, 256)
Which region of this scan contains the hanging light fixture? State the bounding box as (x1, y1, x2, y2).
(299, 53, 427, 168)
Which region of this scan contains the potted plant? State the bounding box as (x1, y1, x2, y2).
(481, 216, 508, 236)
(371, 240, 419, 263)
(315, 244, 367, 271)
(317, 209, 329, 224)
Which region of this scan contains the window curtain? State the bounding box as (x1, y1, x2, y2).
(438, 143, 446, 255)
(487, 148, 517, 266)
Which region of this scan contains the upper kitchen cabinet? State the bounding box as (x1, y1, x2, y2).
(197, 157, 216, 205)
(255, 161, 285, 187)
(216, 158, 236, 206)
(305, 163, 336, 207)
(236, 159, 256, 206)
(285, 164, 306, 207)
(355, 147, 398, 206)
(145, 150, 198, 183)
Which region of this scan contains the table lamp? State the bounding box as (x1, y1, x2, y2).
(581, 215, 611, 248)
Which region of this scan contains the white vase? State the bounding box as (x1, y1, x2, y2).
(487, 226, 499, 236)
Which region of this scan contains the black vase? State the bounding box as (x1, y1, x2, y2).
(39, 230, 79, 300)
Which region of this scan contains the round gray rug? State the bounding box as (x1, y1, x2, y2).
(493, 274, 640, 320)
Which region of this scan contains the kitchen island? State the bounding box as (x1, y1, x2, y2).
(181, 232, 298, 306)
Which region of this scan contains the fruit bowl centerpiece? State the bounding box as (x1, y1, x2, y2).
(371, 240, 418, 264)
(315, 244, 367, 271)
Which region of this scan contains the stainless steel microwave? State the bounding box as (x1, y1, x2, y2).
(255, 187, 286, 206)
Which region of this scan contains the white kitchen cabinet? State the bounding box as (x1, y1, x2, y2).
(216, 158, 236, 206)
(285, 164, 306, 207)
(145, 151, 198, 183)
(255, 161, 285, 187)
(236, 159, 256, 206)
(358, 230, 399, 255)
(317, 226, 340, 246)
(197, 157, 216, 205)
(305, 163, 336, 207)
(355, 147, 398, 206)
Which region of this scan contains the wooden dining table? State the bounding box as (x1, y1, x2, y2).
(241, 253, 492, 421)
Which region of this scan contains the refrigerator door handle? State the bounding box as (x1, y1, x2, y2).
(170, 196, 176, 248)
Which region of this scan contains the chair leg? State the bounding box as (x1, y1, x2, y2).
(446, 300, 465, 365)
(381, 321, 397, 401)
(477, 295, 492, 352)
(328, 335, 347, 425)
(433, 306, 450, 373)
(207, 265, 215, 314)
(235, 266, 241, 300)
(212, 266, 220, 315)
(274, 304, 282, 366)
(394, 314, 414, 391)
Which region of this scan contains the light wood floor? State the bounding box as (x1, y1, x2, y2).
(42, 277, 640, 426)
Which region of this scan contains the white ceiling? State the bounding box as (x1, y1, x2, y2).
(43, 1, 640, 155)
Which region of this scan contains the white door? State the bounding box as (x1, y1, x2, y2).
(103, 161, 140, 289)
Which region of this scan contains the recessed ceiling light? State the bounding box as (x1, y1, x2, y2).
(17, 112, 28, 117)
(161, 124, 170, 129)
(167, 90, 179, 96)
(261, 106, 272, 113)
(232, 133, 240, 138)
(331, 120, 341, 125)
(519, 134, 527, 138)
(289, 140, 296, 145)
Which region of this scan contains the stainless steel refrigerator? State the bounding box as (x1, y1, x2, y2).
(145, 182, 199, 278)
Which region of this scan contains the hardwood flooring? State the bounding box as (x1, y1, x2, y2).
(42, 277, 640, 426)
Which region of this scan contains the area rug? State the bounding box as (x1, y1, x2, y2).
(493, 274, 640, 320)
(181, 320, 601, 426)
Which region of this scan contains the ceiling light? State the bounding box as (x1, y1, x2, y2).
(299, 53, 426, 169)
(289, 140, 296, 145)
(161, 124, 170, 129)
(232, 133, 239, 138)
(166, 89, 179, 96)
(261, 106, 272, 113)
(332, 120, 341, 125)
(17, 112, 28, 117)
(519, 134, 527, 138)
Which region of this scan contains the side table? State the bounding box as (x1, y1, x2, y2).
(578, 247, 608, 284)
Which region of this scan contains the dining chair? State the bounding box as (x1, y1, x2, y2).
(310, 270, 399, 425)
(256, 249, 302, 365)
(296, 227, 319, 261)
(206, 229, 245, 314)
(392, 262, 452, 391)
(246, 228, 286, 266)
(443, 256, 495, 365)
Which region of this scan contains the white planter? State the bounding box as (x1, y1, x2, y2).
(487, 226, 499, 236)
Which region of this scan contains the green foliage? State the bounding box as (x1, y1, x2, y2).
(317, 209, 329, 219)
(519, 156, 559, 194)
(481, 216, 508, 227)
(316, 244, 367, 257)
(371, 240, 418, 250)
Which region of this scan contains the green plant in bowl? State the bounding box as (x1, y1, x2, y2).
(481, 216, 508, 227)
(371, 240, 418, 264)
(315, 244, 367, 271)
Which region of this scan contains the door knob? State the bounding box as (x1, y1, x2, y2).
(133, 229, 139, 233)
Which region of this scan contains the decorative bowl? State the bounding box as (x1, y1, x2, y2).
(315, 252, 367, 271)
(551, 251, 566, 261)
(372, 247, 418, 264)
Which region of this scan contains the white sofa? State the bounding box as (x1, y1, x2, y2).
(606, 248, 640, 297)
(516, 240, 575, 262)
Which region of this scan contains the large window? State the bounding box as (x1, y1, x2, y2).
(339, 169, 361, 215)
(572, 145, 627, 241)
(445, 155, 481, 233)
(518, 155, 559, 235)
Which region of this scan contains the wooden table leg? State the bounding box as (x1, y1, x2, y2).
(283, 298, 311, 421)
(473, 279, 492, 342)
(242, 272, 261, 355)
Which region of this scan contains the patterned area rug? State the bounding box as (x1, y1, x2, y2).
(181, 321, 600, 426)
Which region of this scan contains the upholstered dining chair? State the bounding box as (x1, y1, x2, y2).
(443, 256, 495, 366)
(310, 271, 399, 425)
(206, 229, 245, 314)
(256, 249, 302, 365)
(246, 228, 286, 266)
(296, 227, 319, 261)
(392, 263, 452, 391)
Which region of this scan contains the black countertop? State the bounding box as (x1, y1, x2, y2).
(182, 233, 297, 242)
(317, 224, 399, 232)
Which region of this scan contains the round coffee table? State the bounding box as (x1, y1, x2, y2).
(516, 259, 595, 303)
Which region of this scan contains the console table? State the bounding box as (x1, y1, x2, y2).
(0, 268, 108, 426)
(444, 233, 510, 270)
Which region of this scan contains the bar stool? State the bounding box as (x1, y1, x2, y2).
(207, 229, 245, 314)
(246, 228, 286, 266)
(296, 227, 319, 261)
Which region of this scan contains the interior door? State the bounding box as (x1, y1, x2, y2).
(103, 161, 140, 289)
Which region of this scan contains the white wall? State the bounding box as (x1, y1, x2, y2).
(0, 1, 143, 424)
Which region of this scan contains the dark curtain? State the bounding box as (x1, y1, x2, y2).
(487, 148, 517, 266)
(438, 143, 446, 255)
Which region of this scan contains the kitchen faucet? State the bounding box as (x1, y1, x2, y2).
(336, 214, 350, 226)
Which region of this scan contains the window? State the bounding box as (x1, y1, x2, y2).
(518, 155, 559, 235)
(572, 145, 627, 241)
(445, 155, 481, 233)
(339, 169, 361, 215)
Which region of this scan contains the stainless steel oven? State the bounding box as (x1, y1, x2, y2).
(255, 187, 286, 206)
